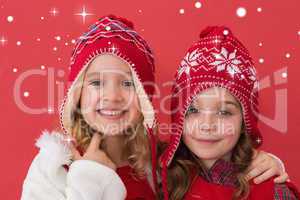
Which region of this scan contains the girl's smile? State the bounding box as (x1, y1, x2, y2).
(96, 109, 127, 120)
(190, 136, 222, 145)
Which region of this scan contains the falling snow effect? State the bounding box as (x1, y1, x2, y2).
(195, 2, 202, 9)
(75, 6, 94, 24)
(236, 7, 247, 18)
(7, 16, 14, 22)
(259, 58, 264, 63)
(282, 72, 288, 78)
(257, 7, 262, 12)
(23, 92, 30, 97)
(49, 8, 59, 16)
(0, 36, 7, 46)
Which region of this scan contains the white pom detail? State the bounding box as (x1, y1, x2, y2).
(35, 130, 73, 167)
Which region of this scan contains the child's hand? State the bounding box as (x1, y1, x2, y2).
(246, 150, 289, 184)
(69, 133, 117, 171)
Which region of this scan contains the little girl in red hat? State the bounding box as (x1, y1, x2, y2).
(160, 26, 299, 200)
(21, 15, 157, 200)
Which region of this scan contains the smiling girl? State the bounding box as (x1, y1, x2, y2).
(159, 26, 299, 200)
(21, 15, 157, 200)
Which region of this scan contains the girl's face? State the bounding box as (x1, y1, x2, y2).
(183, 87, 243, 168)
(80, 54, 142, 136)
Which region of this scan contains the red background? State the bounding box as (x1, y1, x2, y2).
(0, 0, 299, 199)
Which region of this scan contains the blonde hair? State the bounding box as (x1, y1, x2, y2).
(160, 127, 254, 200)
(71, 107, 152, 178)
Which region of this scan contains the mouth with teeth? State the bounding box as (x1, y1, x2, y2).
(96, 109, 127, 120)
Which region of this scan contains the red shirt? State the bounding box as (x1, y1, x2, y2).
(185, 159, 299, 200)
(117, 166, 156, 200)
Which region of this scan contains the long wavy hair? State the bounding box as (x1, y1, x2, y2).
(71, 106, 152, 178)
(160, 126, 254, 200)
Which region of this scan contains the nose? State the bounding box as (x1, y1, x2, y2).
(101, 81, 124, 103)
(200, 111, 217, 133)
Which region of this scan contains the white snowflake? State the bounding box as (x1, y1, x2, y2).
(210, 47, 242, 77)
(178, 48, 202, 77)
(178, 61, 190, 78)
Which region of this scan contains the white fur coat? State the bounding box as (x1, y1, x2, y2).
(21, 130, 127, 200)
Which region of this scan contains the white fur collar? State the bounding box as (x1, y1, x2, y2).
(35, 130, 156, 192)
(35, 130, 72, 167)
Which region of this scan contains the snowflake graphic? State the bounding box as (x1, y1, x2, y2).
(209, 47, 242, 77)
(178, 48, 202, 78)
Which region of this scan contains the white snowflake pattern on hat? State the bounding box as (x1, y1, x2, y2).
(209, 47, 242, 78)
(177, 48, 202, 78)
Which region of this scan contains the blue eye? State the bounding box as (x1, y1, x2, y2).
(186, 106, 198, 115)
(122, 80, 134, 87)
(89, 80, 103, 87)
(218, 110, 232, 116)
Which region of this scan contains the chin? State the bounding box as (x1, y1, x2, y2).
(196, 149, 223, 160)
(98, 126, 126, 136)
(195, 151, 222, 161)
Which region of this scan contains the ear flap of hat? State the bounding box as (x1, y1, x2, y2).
(129, 65, 155, 129)
(60, 66, 87, 135)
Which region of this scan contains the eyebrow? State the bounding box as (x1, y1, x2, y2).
(191, 100, 240, 109)
(86, 71, 132, 78)
(221, 101, 240, 108)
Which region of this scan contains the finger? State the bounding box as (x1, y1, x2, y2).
(87, 133, 102, 152)
(274, 172, 289, 184)
(247, 159, 262, 173)
(253, 168, 276, 184)
(69, 142, 81, 160)
(247, 151, 267, 172)
(246, 161, 270, 181)
(252, 149, 259, 159)
(249, 154, 283, 177)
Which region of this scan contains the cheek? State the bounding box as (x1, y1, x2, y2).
(132, 94, 141, 110)
(183, 117, 198, 135)
(218, 117, 242, 137)
(182, 134, 193, 150)
(80, 87, 99, 113)
(127, 94, 142, 119)
(220, 132, 241, 149)
(182, 134, 210, 159)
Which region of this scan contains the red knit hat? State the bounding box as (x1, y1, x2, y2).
(60, 15, 156, 135)
(160, 26, 261, 200)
